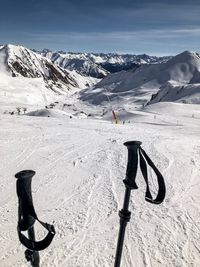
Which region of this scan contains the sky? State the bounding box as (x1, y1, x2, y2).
(1, 0, 200, 55)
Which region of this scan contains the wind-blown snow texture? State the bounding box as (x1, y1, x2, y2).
(0, 102, 200, 267)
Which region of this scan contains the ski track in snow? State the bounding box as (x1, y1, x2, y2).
(0, 104, 200, 267)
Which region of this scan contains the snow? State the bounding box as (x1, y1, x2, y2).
(0, 44, 102, 115)
(0, 46, 10, 75)
(80, 51, 200, 106)
(41, 50, 171, 78)
(67, 69, 100, 89)
(0, 100, 200, 266)
(42, 51, 108, 78)
(0, 73, 58, 112)
(2, 44, 48, 77)
(42, 51, 170, 66)
(0, 44, 97, 93)
(26, 108, 77, 119)
(1, 46, 200, 266)
(149, 81, 200, 105)
(0, 71, 100, 116)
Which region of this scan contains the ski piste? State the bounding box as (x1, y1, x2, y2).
(15, 141, 165, 266)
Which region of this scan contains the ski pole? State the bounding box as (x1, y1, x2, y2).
(114, 141, 140, 267)
(15, 170, 55, 267)
(15, 170, 39, 267)
(114, 141, 166, 267)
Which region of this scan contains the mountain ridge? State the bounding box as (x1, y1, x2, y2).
(39, 48, 172, 78)
(1, 44, 200, 110)
(80, 50, 200, 106)
(0, 44, 98, 109)
(0, 44, 79, 91)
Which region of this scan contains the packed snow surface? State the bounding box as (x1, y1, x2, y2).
(0, 102, 200, 267)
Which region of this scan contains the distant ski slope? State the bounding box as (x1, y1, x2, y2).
(80, 51, 200, 106)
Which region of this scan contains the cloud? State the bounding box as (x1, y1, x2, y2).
(17, 27, 200, 55)
(23, 27, 200, 42)
(3, 1, 200, 54)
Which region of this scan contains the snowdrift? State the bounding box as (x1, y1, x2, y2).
(26, 108, 75, 118)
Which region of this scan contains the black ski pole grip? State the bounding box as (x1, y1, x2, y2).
(15, 170, 37, 231)
(123, 141, 142, 189)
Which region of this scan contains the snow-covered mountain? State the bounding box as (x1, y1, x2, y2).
(41, 49, 171, 78)
(149, 81, 200, 105)
(0, 44, 81, 91)
(80, 51, 200, 106)
(41, 50, 109, 78)
(1, 45, 200, 111)
(148, 51, 200, 104)
(0, 44, 99, 108)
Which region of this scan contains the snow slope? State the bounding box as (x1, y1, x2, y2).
(0, 44, 80, 90)
(149, 81, 200, 105)
(80, 51, 200, 106)
(0, 73, 52, 111)
(0, 45, 99, 110)
(0, 71, 81, 113)
(0, 102, 200, 266)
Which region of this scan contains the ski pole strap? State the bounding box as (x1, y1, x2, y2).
(139, 148, 166, 204)
(16, 170, 56, 251)
(18, 218, 55, 251)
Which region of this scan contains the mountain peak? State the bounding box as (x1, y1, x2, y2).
(169, 50, 200, 63)
(80, 49, 200, 106)
(0, 43, 80, 92)
(42, 48, 52, 53)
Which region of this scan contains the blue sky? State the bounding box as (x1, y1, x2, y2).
(1, 0, 200, 55)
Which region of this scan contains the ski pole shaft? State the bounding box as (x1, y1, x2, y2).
(27, 227, 40, 267)
(114, 188, 131, 267)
